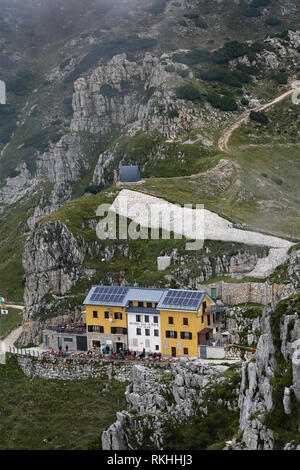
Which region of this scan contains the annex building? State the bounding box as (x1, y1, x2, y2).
(84, 285, 220, 357)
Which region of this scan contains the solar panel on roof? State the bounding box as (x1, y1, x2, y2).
(86, 286, 129, 305)
(159, 289, 204, 310)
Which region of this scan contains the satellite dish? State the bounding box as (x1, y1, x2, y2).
(109, 318, 113, 323)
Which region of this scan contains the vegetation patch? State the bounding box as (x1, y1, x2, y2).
(0, 354, 127, 450)
(0, 308, 23, 338)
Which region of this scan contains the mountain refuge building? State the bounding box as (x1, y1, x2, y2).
(83, 285, 219, 357)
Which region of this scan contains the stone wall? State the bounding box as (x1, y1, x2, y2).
(198, 280, 291, 305)
(16, 355, 135, 382)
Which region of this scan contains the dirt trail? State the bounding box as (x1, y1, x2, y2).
(218, 87, 296, 153)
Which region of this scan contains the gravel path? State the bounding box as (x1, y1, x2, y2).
(218, 86, 299, 153)
(0, 324, 45, 356)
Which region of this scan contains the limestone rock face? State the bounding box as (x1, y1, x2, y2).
(225, 306, 262, 346)
(101, 359, 238, 450)
(232, 298, 300, 450)
(71, 53, 199, 138)
(0, 163, 39, 213)
(169, 248, 266, 287)
(36, 135, 88, 185)
(22, 220, 89, 316)
(292, 349, 300, 401)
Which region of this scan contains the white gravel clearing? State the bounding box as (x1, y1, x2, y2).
(109, 189, 294, 278)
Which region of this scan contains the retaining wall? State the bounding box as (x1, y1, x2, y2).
(198, 281, 289, 305)
(16, 355, 135, 382)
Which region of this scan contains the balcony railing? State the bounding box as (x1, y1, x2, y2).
(204, 305, 227, 315)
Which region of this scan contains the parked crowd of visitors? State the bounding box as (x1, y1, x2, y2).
(48, 345, 163, 361)
(89, 346, 163, 361)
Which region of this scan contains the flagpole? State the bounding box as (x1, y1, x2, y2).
(0, 299, 7, 340)
(0, 302, 2, 340)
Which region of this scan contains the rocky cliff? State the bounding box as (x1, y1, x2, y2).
(102, 360, 240, 450)
(101, 294, 300, 450)
(228, 294, 300, 450)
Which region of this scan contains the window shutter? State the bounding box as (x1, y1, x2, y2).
(163, 339, 168, 350)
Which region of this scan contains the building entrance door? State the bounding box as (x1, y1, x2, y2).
(116, 342, 124, 353)
(76, 335, 87, 351)
(171, 347, 176, 357)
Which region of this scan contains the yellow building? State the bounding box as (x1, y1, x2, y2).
(85, 303, 128, 351)
(158, 292, 215, 358)
(83, 286, 218, 356)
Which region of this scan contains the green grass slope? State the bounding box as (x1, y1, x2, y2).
(0, 355, 127, 450)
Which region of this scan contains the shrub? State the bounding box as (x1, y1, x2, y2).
(59, 58, 72, 70)
(198, 69, 251, 88)
(173, 49, 211, 65)
(100, 84, 120, 98)
(276, 30, 290, 40)
(273, 177, 283, 185)
(23, 128, 62, 153)
(174, 42, 248, 67)
(175, 83, 201, 101)
(167, 108, 179, 119)
(241, 98, 249, 106)
(250, 110, 269, 123)
(251, 0, 270, 6)
(8, 169, 21, 179)
(243, 8, 262, 17)
(206, 92, 238, 111)
(63, 97, 73, 116)
(237, 63, 260, 76)
(270, 71, 288, 84)
(250, 41, 265, 53)
(141, 87, 156, 104)
(164, 64, 176, 73)
(84, 184, 103, 194)
(222, 41, 249, 60)
(176, 68, 189, 78)
(6, 70, 33, 96)
(184, 13, 199, 19)
(265, 18, 281, 26)
(0, 105, 17, 145)
(194, 19, 208, 29)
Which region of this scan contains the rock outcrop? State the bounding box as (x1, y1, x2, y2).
(22, 220, 89, 316)
(102, 295, 300, 451)
(102, 359, 239, 450)
(228, 296, 300, 450)
(71, 52, 193, 140)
